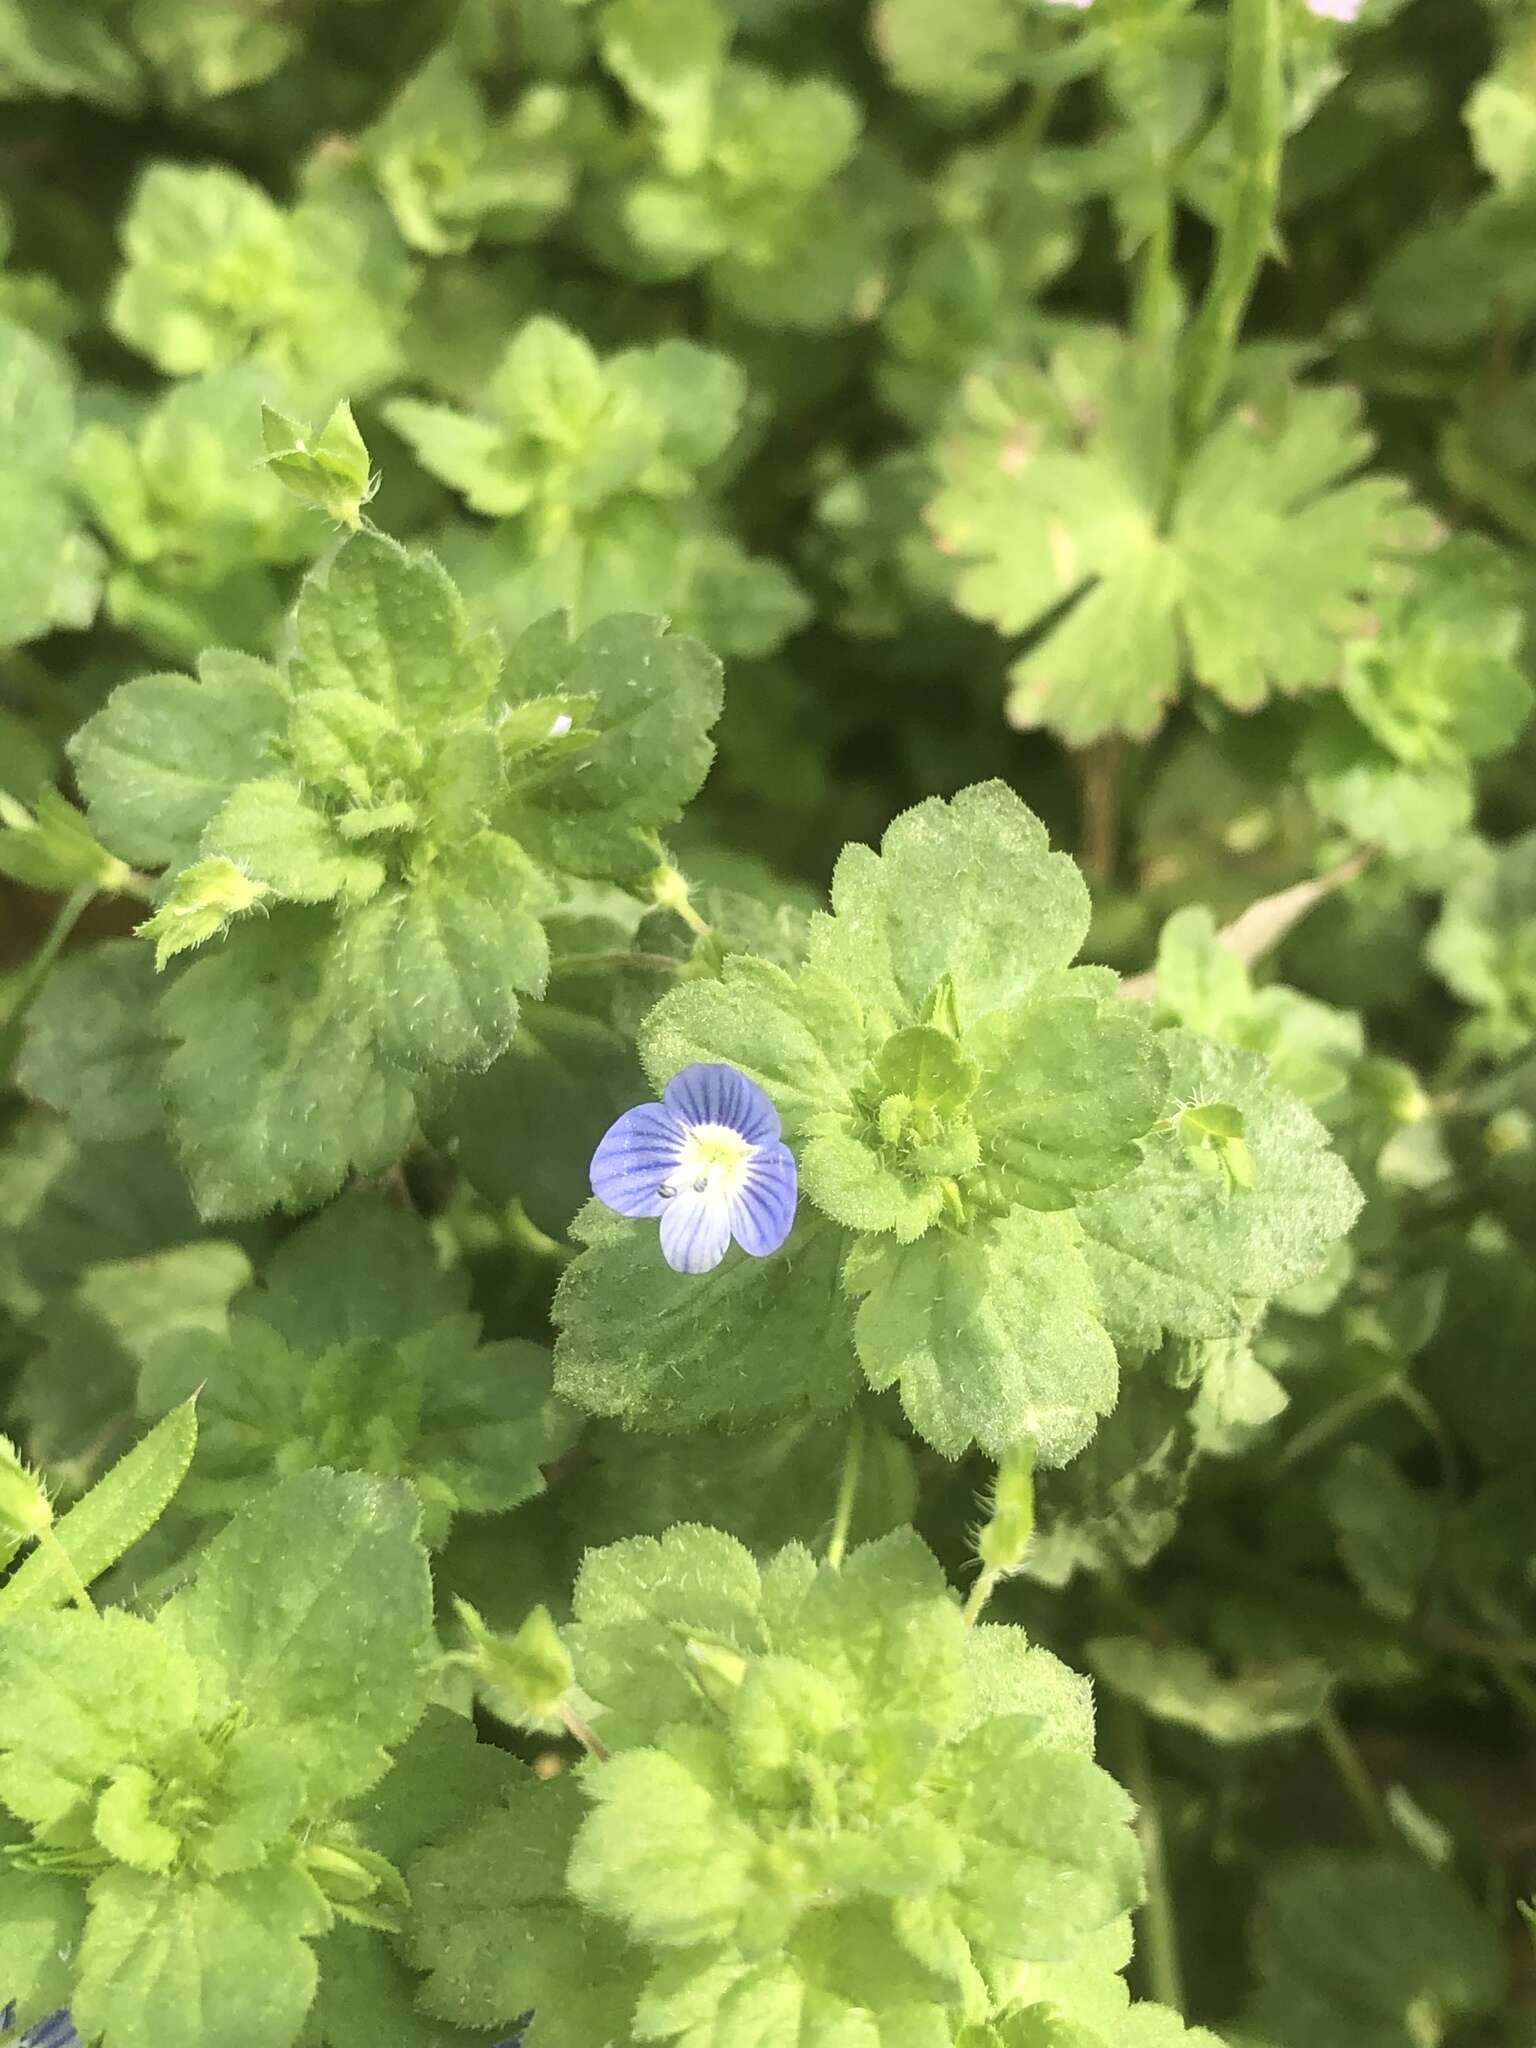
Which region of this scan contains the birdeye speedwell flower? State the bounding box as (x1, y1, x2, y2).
(590, 1063, 797, 1274)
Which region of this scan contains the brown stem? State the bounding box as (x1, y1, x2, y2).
(1079, 738, 1124, 888)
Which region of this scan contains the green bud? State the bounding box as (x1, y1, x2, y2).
(1177, 1100, 1254, 1192)
(0, 787, 133, 895)
(976, 1441, 1035, 1576)
(1486, 1108, 1534, 1158)
(304, 1839, 411, 1930)
(683, 1636, 748, 1712)
(137, 858, 270, 969)
(877, 1092, 911, 1147)
(261, 400, 375, 527)
(0, 1433, 52, 1565)
(454, 1598, 575, 1731)
(919, 972, 963, 1038)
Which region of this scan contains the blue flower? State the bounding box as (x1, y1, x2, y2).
(589, 1063, 797, 1274)
(1, 2007, 82, 2048)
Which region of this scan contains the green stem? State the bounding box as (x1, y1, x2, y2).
(0, 880, 95, 1081)
(963, 1566, 1001, 1626)
(1109, 1695, 1185, 2013)
(1273, 1377, 1392, 1476)
(1316, 1702, 1393, 1848)
(558, 1700, 610, 1763)
(505, 1201, 574, 1265)
(825, 1410, 866, 1570)
(1178, 0, 1284, 447)
(1134, 191, 1180, 348)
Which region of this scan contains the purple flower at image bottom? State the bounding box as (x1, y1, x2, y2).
(589, 1063, 797, 1275)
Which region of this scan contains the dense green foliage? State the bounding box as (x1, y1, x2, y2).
(2, 0, 1535, 2044)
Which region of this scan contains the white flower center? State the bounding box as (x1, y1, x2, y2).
(660, 1122, 755, 1202)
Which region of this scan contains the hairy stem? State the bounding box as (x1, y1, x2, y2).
(1178, 0, 1284, 448)
(963, 1566, 1001, 1626)
(825, 1410, 866, 1570)
(0, 880, 95, 1081)
(559, 1700, 610, 1763)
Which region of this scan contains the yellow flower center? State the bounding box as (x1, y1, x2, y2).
(670, 1122, 755, 1200)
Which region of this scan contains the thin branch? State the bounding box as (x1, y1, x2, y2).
(1119, 852, 1370, 1002)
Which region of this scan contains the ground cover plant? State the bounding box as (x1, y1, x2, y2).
(1, 0, 1535, 2042)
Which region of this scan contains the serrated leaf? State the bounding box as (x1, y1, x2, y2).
(158, 1470, 434, 1802)
(109, 163, 416, 408)
(158, 907, 417, 1220)
(553, 1202, 861, 1430)
(335, 833, 549, 1071)
(1076, 1029, 1363, 1352)
(930, 332, 1430, 743)
(0, 1610, 201, 1829)
(73, 1862, 328, 2048)
(407, 1771, 642, 2047)
(806, 782, 1090, 1027)
(16, 941, 167, 1143)
(846, 1207, 1118, 1463)
(967, 994, 1170, 1207)
(0, 315, 104, 644)
(69, 649, 290, 873)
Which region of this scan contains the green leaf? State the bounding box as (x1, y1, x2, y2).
(499, 608, 725, 877)
(0, 1863, 83, 2022)
(1322, 1445, 1438, 1623)
(154, 1224, 577, 1546)
(158, 1470, 434, 1801)
(566, 1411, 917, 1559)
(0, 1609, 201, 1828)
(158, 907, 417, 1220)
(553, 1202, 861, 1430)
(1247, 1854, 1506, 2048)
(290, 529, 500, 729)
(202, 777, 385, 906)
(806, 782, 1091, 1027)
(846, 1208, 1118, 1463)
(0, 786, 130, 894)
(1088, 1636, 1330, 1744)
(109, 163, 417, 408)
(70, 648, 290, 872)
(1427, 831, 1536, 1054)
(335, 833, 549, 1071)
(967, 993, 1170, 1208)
(0, 1400, 197, 1619)
(16, 940, 167, 1143)
(443, 998, 644, 1234)
(929, 332, 1430, 743)
(639, 953, 866, 1139)
(1076, 1029, 1363, 1352)
(407, 1770, 643, 2046)
(0, 315, 104, 644)
(74, 364, 327, 662)
(73, 1861, 328, 2048)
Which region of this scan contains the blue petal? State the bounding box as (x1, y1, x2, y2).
(590, 1102, 686, 1218)
(21, 2014, 82, 2048)
(659, 1187, 735, 1274)
(727, 1142, 798, 1257)
(663, 1063, 780, 1144)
